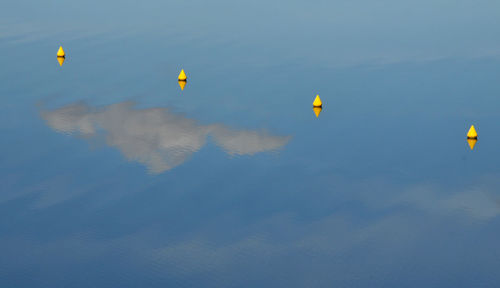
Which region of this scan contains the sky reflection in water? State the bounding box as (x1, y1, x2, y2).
(2, 0, 500, 287)
(41, 102, 290, 173)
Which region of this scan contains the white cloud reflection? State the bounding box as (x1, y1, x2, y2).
(41, 102, 290, 173)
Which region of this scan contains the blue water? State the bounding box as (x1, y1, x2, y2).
(2, 1, 500, 286)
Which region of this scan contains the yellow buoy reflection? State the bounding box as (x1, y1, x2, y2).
(313, 107, 322, 118)
(467, 138, 477, 150)
(178, 80, 186, 91)
(57, 56, 65, 66)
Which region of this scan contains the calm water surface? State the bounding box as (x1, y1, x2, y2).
(2, 0, 500, 287)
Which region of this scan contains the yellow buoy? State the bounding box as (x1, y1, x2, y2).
(313, 95, 322, 107)
(178, 80, 186, 91)
(467, 125, 477, 139)
(178, 69, 187, 81)
(313, 107, 322, 118)
(57, 46, 65, 58)
(57, 56, 65, 66)
(467, 138, 477, 150)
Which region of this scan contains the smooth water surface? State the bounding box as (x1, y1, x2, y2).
(2, 0, 500, 286)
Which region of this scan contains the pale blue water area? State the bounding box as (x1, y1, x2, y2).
(2, 0, 500, 287)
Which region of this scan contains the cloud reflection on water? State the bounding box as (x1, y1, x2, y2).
(41, 101, 290, 173)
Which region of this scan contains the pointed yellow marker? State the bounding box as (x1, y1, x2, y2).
(313, 95, 322, 107)
(178, 80, 186, 91)
(313, 107, 322, 118)
(57, 46, 65, 58)
(178, 69, 187, 81)
(467, 138, 477, 150)
(467, 125, 477, 139)
(57, 56, 65, 66)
